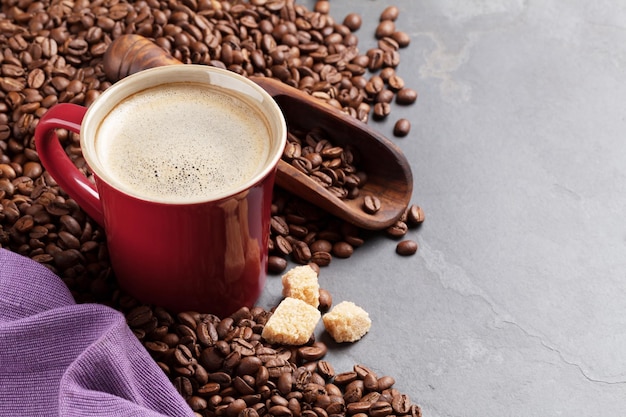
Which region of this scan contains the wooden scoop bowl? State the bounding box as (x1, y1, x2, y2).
(103, 35, 413, 230)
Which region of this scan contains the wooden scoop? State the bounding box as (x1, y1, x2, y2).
(103, 35, 413, 230)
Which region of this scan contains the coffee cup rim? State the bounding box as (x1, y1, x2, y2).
(81, 64, 287, 205)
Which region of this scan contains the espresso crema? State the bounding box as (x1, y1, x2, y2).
(95, 82, 271, 203)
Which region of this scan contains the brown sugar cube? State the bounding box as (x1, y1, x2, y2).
(281, 265, 320, 308)
(322, 301, 372, 343)
(261, 297, 321, 345)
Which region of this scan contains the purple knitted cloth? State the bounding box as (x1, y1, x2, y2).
(0, 249, 194, 416)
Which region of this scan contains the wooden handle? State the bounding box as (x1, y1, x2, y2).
(103, 34, 182, 82)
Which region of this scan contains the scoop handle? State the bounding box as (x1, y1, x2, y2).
(103, 34, 182, 82)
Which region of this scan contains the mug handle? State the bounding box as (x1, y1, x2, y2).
(34, 103, 104, 226)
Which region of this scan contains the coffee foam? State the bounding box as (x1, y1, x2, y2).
(95, 83, 271, 203)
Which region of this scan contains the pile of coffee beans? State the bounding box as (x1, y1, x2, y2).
(120, 299, 422, 417)
(267, 189, 424, 273)
(268, 119, 424, 272)
(0, 0, 424, 415)
(284, 126, 365, 201)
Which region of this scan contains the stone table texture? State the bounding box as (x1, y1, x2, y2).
(259, 1, 626, 416)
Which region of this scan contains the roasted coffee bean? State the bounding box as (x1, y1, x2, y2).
(199, 347, 223, 372)
(126, 305, 153, 328)
(406, 205, 425, 225)
(27, 68, 45, 89)
(391, 393, 411, 414)
(386, 221, 408, 238)
(369, 401, 393, 417)
(388, 75, 405, 91)
(22, 162, 42, 178)
(310, 251, 332, 267)
(197, 381, 220, 397)
(373, 102, 391, 119)
(286, 213, 308, 226)
(265, 357, 293, 378)
(13, 215, 34, 233)
(316, 360, 335, 379)
(275, 235, 293, 255)
(268, 255, 288, 273)
(0, 125, 11, 141)
(396, 240, 418, 256)
(343, 234, 365, 248)
(362, 195, 381, 214)
(379, 36, 400, 52)
(226, 398, 248, 416)
(362, 391, 382, 404)
(375, 21, 396, 39)
(380, 6, 400, 21)
(268, 405, 293, 417)
(0, 164, 17, 180)
(377, 375, 396, 391)
(318, 288, 333, 311)
(271, 216, 290, 236)
(314, 1, 330, 14)
(376, 89, 395, 104)
(187, 396, 207, 411)
(0, 77, 25, 92)
(196, 321, 216, 347)
(145, 340, 169, 356)
(233, 376, 255, 395)
(193, 364, 209, 385)
(392, 31, 411, 48)
(208, 371, 232, 385)
(240, 408, 260, 417)
(363, 372, 379, 391)
(344, 380, 364, 403)
(298, 342, 328, 362)
(231, 338, 255, 356)
(277, 372, 293, 395)
(173, 376, 193, 398)
(365, 75, 384, 96)
(393, 119, 411, 137)
(382, 50, 401, 68)
(366, 48, 385, 71)
(396, 88, 418, 105)
(292, 156, 313, 174)
(346, 401, 370, 414)
(284, 142, 302, 160)
(236, 356, 263, 376)
(343, 13, 362, 31)
(310, 239, 332, 253)
(58, 231, 80, 250)
(292, 240, 312, 264)
(330, 241, 352, 258)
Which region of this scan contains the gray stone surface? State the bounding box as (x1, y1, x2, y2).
(258, 1, 626, 415)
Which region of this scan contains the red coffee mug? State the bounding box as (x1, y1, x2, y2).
(34, 65, 287, 317)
